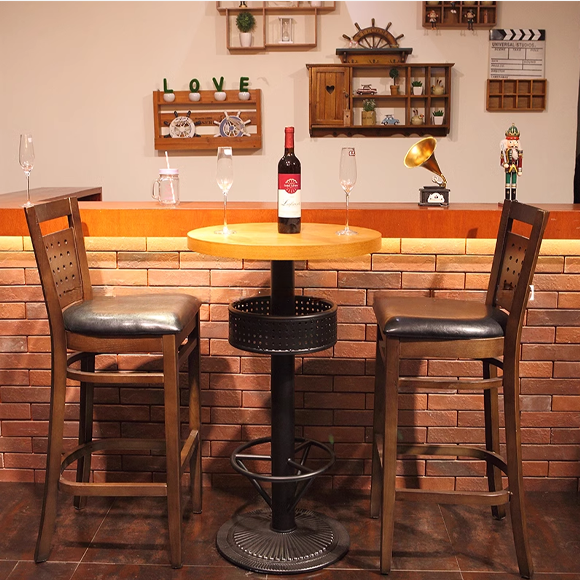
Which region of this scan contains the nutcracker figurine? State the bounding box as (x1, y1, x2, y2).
(500, 123, 523, 201)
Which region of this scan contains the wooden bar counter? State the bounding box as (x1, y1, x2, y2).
(1, 189, 579, 493)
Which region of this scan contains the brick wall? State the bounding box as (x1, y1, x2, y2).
(0, 235, 578, 492)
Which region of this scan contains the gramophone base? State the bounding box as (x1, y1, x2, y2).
(419, 186, 450, 207)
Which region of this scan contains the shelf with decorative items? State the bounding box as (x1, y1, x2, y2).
(486, 79, 547, 111)
(307, 62, 453, 137)
(216, 1, 335, 52)
(422, 1, 497, 30)
(152, 89, 262, 151)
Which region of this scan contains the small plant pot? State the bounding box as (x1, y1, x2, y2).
(390, 85, 399, 96)
(361, 110, 376, 126)
(189, 92, 201, 102)
(163, 93, 176, 103)
(239, 32, 253, 47)
(412, 86, 423, 95)
(214, 92, 227, 101)
(433, 116, 444, 125)
(238, 92, 251, 100)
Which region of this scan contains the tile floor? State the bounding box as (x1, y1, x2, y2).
(0, 483, 578, 579)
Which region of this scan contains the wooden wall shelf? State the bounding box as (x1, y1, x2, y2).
(152, 90, 262, 151)
(307, 62, 453, 138)
(486, 79, 547, 111)
(422, 1, 497, 29)
(217, 1, 335, 52)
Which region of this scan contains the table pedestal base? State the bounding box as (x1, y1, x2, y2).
(216, 508, 349, 574)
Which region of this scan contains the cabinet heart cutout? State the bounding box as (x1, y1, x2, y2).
(326, 85, 335, 94)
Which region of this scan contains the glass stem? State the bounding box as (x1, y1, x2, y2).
(26, 172, 30, 204)
(345, 192, 350, 231)
(223, 191, 228, 231)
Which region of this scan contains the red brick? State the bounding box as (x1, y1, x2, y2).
(0, 469, 35, 482)
(554, 362, 580, 378)
(555, 327, 580, 343)
(0, 269, 25, 285)
(305, 393, 365, 410)
(0, 320, 49, 336)
(210, 270, 269, 288)
(0, 337, 26, 353)
(302, 358, 366, 376)
(398, 394, 428, 410)
(0, 353, 51, 369)
(527, 309, 580, 326)
(333, 410, 373, 426)
(552, 396, 580, 411)
(428, 394, 484, 410)
(211, 408, 270, 425)
(333, 340, 375, 359)
(436, 255, 492, 272)
(210, 373, 270, 391)
(296, 409, 334, 425)
(372, 254, 435, 272)
(551, 428, 580, 444)
(427, 360, 482, 377)
(558, 292, 580, 308)
(337, 324, 366, 341)
(403, 272, 465, 290)
(428, 427, 485, 444)
(519, 361, 553, 377)
(523, 478, 578, 492)
(305, 289, 366, 306)
(521, 378, 580, 395)
(202, 424, 241, 441)
(203, 390, 243, 407)
(549, 462, 580, 477)
(522, 344, 580, 361)
(522, 445, 580, 460)
(521, 326, 555, 343)
(534, 273, 580, 291)
(0, 303, 25, 319)
(303, 426, 365, 443)
(339, 272, 400, 289)
(296, 271, 338, 288)
(295, 375, 333, 392)
(0, 437, 32, 452)
(396, 476, 455, 491)
(432, 290, 486, 302)
(0, 287, 43, 302)
(425, 460, 486, 477)
(522, 461, 549, 476)
(336, 306, 375, 324)
(0, 403, 31, 419)
(3, 453, 46, 469)
(399, 409, 457, 427)
(202, 356, 240, 374)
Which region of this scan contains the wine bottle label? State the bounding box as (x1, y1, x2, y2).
(278, 174, 301, 218)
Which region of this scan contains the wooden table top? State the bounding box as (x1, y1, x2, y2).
(187, 222, 382, 261)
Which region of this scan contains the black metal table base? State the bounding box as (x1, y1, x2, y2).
(216, 508, 349, 574)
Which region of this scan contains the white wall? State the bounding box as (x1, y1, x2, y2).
(1, 1, 579, 204)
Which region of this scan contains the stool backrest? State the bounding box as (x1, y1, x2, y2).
(486, 200, 549, 334)
(25, 198, 92, 333)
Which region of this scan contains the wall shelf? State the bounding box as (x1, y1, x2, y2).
(486, 79, 546, 111)
(422, 1, 497, 29)
(217, 1, 335, 52)
(152, 90, 262, 151)
(307, 62, 453, 138)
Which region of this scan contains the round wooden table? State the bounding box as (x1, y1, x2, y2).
(188, 223, 382, 574)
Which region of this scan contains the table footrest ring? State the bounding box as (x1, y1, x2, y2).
(229, 295, 337, 354)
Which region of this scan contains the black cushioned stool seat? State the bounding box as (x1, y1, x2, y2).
(64, 294, 201, 336)
(374, 296, 508, 339)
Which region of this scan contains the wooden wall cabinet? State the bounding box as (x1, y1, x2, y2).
(486, 79, 547, 111)
(153, 90, 262, 151)
(216, 1, 335, 52)
(422, 1, 497, 29)
(307, 63, 453, 137)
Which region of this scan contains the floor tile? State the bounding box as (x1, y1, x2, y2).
(0, 483, 112, 563)
(6, 561, 77, 580)
(0, 562, 17, 580)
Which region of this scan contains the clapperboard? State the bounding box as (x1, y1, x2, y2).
(489, 29, 546, 79)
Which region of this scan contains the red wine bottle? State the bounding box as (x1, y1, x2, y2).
(278, 127, 301, 234)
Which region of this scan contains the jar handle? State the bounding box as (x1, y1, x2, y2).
(152, 178, 160, 200)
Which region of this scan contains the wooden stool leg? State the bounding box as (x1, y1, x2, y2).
(503, 358, 533, 579)
(371, 332, 385, 519)
(163, 335, 183, 569)
(75, 355, 95, 510)
(35, 354, 67, 563)
(483, 361, 505, 520)
(380, 337, 400, 575)
(188, 318, 202, 514)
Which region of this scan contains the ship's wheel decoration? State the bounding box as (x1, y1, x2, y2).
(343, 19, 404, 49)
(214, 112, 252, 138)
(164, 111, 199, 138)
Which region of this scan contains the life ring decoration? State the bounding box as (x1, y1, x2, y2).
(214, 111, 252, 138)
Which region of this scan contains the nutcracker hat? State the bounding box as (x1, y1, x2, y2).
(505, 123, 520, 140)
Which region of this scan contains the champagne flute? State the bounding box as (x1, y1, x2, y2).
(336, 147, 358, 236)
(19, 134, 35, 208)
(215, 147, 235, 235)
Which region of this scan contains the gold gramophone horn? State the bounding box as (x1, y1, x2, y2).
(404, 137, 447, 187)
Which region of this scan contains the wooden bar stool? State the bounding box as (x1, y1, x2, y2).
(371, 200, 549, 578)
(25, 197, 202, 568)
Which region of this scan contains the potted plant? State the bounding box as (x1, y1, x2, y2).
(411, 80, 423, 95)
(389, 67, 400, 95)
(361, 99, 376, 125)
(432, 109, 445, 125)
(236, 10, 256, 48)
(432, 78, 445, 95)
